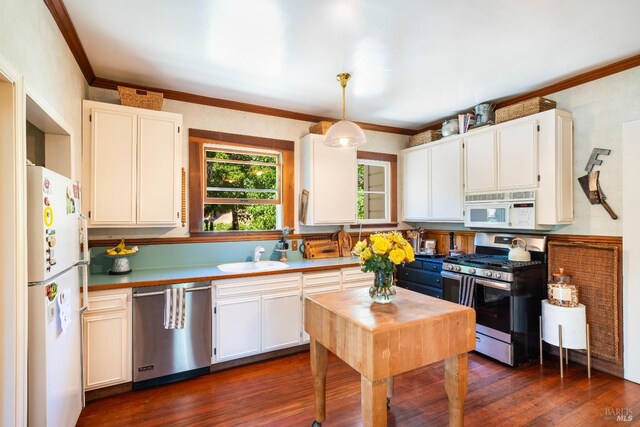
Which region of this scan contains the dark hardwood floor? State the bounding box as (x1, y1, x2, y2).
(77, 351, 640, 426)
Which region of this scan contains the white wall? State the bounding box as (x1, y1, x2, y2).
(548, 66, 640, 236)
(87, 86, 409, 238)
(0, 0, 88, 424)
(0, 0, 87, 178)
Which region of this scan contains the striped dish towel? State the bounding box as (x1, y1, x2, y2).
(458, 275, 476, 308)
(164, 288, 186, 329)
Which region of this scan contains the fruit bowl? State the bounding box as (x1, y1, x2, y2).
(103, 252, 137, 275)
(103, 240, 139, 274)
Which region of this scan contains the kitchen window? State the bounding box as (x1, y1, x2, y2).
(189, 129, 294, 238)
(354, 151, 398, 227)
(203, 147, 281, 231)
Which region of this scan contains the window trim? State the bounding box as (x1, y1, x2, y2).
(357, 158, 391, 224)
(189, 129, 294, 238)
(352, 151, 398, 227)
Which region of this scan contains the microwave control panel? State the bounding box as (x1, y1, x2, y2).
(511, 202, 535, 228)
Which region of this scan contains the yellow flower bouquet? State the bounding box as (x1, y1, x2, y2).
(352, 231, 415, 303)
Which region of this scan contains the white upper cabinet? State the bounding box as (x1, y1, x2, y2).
(82, 100, 182, 228)
(430, 139, 464, 221)
(496, 120, 538, 190)
(537, 109, 574, 224)
(465, 119, 539, 194)
(464, 131, 497, 193)
(137, 115, 181, 225)
(402, 138, 464, 222)
(89, 109, 137, 225)
(300, 134, 357, 225)
(402, 109, 572, 226)
(402, 146, 429, 221)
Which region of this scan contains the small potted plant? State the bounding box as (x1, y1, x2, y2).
(352, 231, 415, 303)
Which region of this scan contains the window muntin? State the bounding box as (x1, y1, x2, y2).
(357, 159, 390, 223)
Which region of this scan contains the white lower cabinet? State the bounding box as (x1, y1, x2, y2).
(302, 271, 342, 343)
(82, 288, 132, 391)
(262, 291, 302, 352)
(216, 295, 261, 361)
(341, 267, 374, 289)
(213, 273, 302, 363)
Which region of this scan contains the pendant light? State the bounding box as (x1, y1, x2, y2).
(324, 73, 366, 147)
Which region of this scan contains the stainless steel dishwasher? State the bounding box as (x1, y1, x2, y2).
(132, 282, 212, 390)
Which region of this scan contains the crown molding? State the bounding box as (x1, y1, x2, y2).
(45, 0, 640, 137)
(91, 77, 415, 135)
(43, 0, 95, 83)
(415, 53, 640, 134)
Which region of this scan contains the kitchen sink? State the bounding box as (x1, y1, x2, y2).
(216, 261, 289, 273)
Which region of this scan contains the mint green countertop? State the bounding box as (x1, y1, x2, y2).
(88, 257, 362, 290)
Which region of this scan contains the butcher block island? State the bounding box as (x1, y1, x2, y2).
(305, 287, 476, 427)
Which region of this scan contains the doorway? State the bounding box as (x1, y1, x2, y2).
(0, 58, 27, 426)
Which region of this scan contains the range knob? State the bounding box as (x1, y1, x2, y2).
(454, 265, 462, 272)
(444, 263, 452, 270)
(468, 268, 476, 274)
(485, 271, 493, 277)
(494, 272, 502, 279)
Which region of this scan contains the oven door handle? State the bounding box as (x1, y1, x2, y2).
(441, 271, 462, 281)
(475, 279, 511, 291)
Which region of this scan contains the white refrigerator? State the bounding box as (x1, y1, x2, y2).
(27, 166, 88, 427)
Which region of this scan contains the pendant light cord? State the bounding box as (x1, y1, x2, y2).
(337, 73, 351, 121)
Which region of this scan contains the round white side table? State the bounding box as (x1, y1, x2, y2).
(539, 299, 591, 378)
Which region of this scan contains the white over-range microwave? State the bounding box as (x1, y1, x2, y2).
(464, 191, 548, 230)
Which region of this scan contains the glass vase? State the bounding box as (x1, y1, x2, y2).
(369, 271, 396, 304)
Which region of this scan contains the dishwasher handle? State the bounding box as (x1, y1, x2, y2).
(133, 286, 211, 298)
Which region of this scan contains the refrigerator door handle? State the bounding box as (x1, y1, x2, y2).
(79, 264, 89, 311)
(78, 213, 89, 264)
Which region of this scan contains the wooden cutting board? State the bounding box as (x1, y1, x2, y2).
(336, 226, 352, 257)
(303, 239, 340, 259)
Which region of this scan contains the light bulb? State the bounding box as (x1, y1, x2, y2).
(339, 138, 349, 146)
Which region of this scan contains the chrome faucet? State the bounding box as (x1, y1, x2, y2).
(254, 246, 265, 262)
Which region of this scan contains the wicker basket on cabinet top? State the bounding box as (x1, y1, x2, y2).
(409, 129, 442, 147)
(495, 97, 556, 124)
(118, 86, 164, 111)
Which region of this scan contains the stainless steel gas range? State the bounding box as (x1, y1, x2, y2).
(441, 232, 547, 366)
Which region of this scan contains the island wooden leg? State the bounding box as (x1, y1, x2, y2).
(445, 353, 468, 427)
(310, 339, 328, 424)
(361, 376, 387, 427)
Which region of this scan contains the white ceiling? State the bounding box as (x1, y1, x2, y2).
(65, 0, 640, 130)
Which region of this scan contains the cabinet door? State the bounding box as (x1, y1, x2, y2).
(83, 310, 131, 390)
(137, 115, 181, 225)
(215, 296, 261, 362)
(90, 109, 137, 225)
(312, 138, 357, 224)
(402, 147, 430, 221)
(262, 291, 301, 352)
(430, 140, 464, 221)
(464, 131, 496, 193)
(497, 120, 538, 189)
